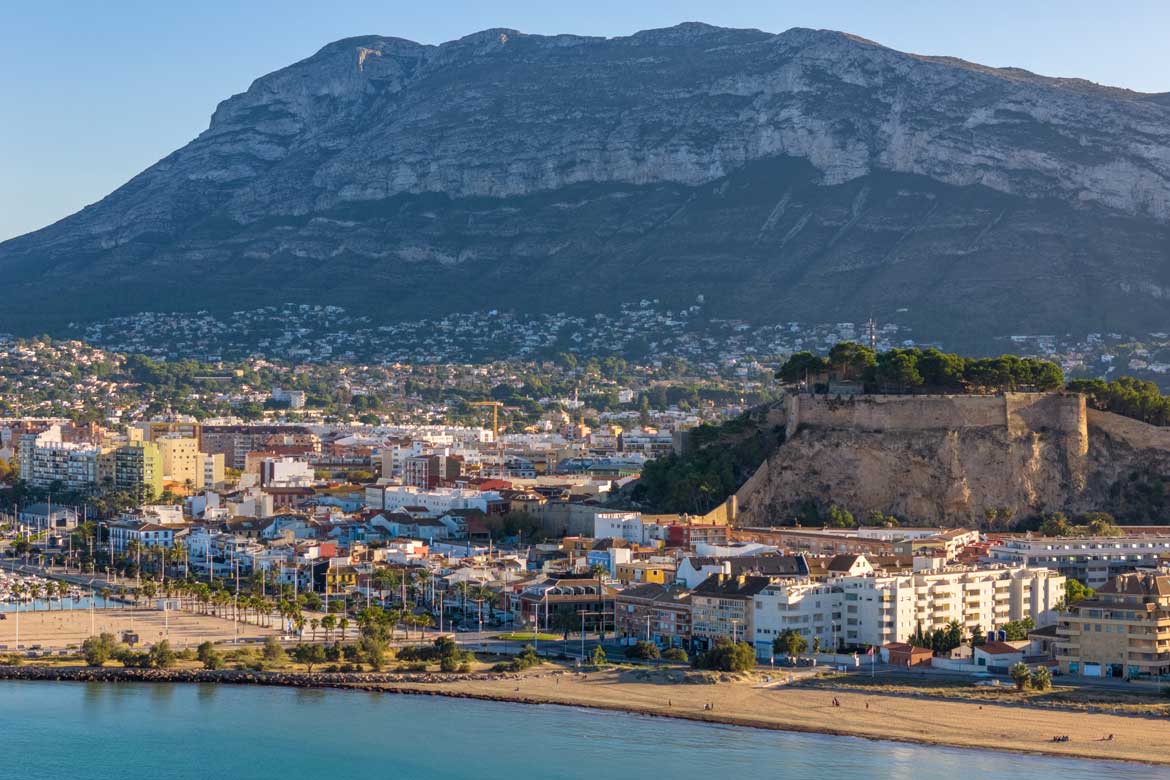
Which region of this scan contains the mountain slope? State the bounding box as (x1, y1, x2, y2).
(3, 23, 1170, 345)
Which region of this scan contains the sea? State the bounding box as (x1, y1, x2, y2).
(0, 596, 120, 612)
(0, 682, 1161, 779)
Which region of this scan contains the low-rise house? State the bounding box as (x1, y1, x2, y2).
(973, 640, 1030, 671)
(881, 642, 933, 667)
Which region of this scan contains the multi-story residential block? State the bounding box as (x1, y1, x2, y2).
(19, 439, 100, 492)
(593, 511, 644, 543)
(750, 559, 1064, 657)
(988, 535, 1170, 587)
(260, 456, 314, 487)
(514, 577, 616, 634)
(615, 583, 691, 648)
(403, 453, 462, 489)
(156, 435, 204, 490)
(203, 453, 225, 488)
(110, 441, 165, 500)
(365, 485, 506, 515)
(201, 425, 319, 470)
(133, 420, 201, 444)
(691, 573, 772, 651)
(1057, 572, 1170, 680)
(734, 526, 980, 560)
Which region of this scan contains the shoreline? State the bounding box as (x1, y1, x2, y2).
(1, 665, 1165, 766)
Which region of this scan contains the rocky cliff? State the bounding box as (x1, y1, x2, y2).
(3, 23, 1170, 343)
(736, 393, 1170, 526)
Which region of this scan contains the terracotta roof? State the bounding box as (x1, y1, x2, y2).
(980, 641, 1025, 655)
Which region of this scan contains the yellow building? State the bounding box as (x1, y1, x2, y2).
(326, 566, 358, 593)
(157, 436, 204, 490)
(1057, 572, 1170, 680)
(615, 561, 675, 585)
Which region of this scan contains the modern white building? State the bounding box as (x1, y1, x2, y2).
(750, 559, 1065, 658)
(988, 535, 1170, 587)
(18, 427, 99, 492)
(593, 511, 644, 544)
(260, 456, 314, 488)
(365, 485, 501, 515)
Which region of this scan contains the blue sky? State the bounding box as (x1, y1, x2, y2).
(2, 0, 1167, 241)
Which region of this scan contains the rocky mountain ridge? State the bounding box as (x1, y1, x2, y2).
(3, 23, 1170, 344)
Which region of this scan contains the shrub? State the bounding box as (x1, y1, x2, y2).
(662, 647, 688, 663)
(149, 641, 176, 669)
(625, 641, 661, 661)
(1009, 662, 1031, 691)
(1030, 666, 1053, 691)
(403, 662, 428, 672)
(82, 633, 120, 667)
(359, 635, 388, 671)
(291, 643, 326, 672)
(589, 646, 608, 668)
(116, 649, 153, 668)
(262, 637, 287, 666)
(695, 638, 755, 673)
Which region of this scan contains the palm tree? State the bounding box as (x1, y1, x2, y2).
(339, 617, 349, 640)
(414, 569, 432, 608)
(309, 618, 319, 641)
(471, 585, 496, 632)
(321, 614, 336, 642)
(453, 581, 472, 620)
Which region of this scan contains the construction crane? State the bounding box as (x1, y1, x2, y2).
(469, 401, 505, 478)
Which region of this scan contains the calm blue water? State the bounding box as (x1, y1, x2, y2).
(0, 682, 1161, 780)
(0, 596, 119, 612)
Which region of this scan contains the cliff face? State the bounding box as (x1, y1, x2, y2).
(736, 394, 1170, 526)
(3, 23, 1170, 341)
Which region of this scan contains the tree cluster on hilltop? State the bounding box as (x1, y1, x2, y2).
(777, 342, 1063, 393)
(1067, 376, 1170, 426)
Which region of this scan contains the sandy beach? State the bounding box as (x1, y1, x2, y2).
(364, 668, 1170, 765)
(0, 608, 278, 650)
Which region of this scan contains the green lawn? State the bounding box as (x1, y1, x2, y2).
(495, 632, 559, 642)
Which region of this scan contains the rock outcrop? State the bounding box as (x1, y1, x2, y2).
(736, 392, 1170, 525)
(3, 23, 1170, 343)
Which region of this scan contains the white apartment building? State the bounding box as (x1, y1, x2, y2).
(593, 511, 644, 544)
(365, 485, 501, 514)
(203, 453, 225, 488)
(751, 559, 1064, 658)
(988, 535, 1170, 587)
(260, 456, 314, 487)
(18, 427, 100, 492)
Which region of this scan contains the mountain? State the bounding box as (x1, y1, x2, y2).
(4, 23, 1170, 347)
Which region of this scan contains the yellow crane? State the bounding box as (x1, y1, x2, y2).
(469, 400, 505, 477)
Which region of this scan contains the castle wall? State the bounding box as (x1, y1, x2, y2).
(785, 392, 1088, 440)
(1088, 409, 1170, 451)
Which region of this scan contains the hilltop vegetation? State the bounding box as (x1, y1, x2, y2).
(630, 409, 785, 515)
(777, 343, 1064, 393)
(1068, 376, 1170, 426)
(636, 344, 1170, 522)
